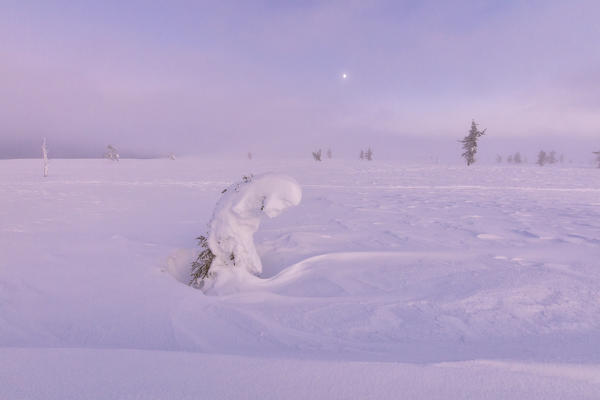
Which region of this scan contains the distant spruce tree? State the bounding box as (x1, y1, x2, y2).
(507, 155, 513, 163)
(548, 151, 557, 164)
(365, 147, 373, 161)
(513, 152, 522, 164)
(460, 120, 486, 166)
(536, 150, 547, 166)
(594, 151, 600, 168)
(496, 154, 502, 163)
(359, 150, 365, 160)
(312, 149, 322, 161)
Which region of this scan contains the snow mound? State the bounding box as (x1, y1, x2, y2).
(206, 174, 302, 291)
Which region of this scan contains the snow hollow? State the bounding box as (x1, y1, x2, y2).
(1, 158, 599, 399)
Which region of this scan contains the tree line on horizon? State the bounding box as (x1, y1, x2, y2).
(35, 132, 600, 178)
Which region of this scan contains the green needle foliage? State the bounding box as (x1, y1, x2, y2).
(189, 235, 215, 289)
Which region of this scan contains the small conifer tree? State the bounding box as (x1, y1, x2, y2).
(593, 151, 600, 168)
(189, 235, 215, 288)
(360, 150, 364, 160)
(365, 147, 373, 161)
(548, 151, 557, 164)
(496, 154, 502, 163)
(513, 152, 522, 164)
(459, 120, 486, 166)
(536, 150, 547, 166)
(312, 149, 322, 161)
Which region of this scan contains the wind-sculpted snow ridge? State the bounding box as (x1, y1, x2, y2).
(203, 173, 302, 293)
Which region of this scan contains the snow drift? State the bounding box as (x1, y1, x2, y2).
(201, 173, 302, 291)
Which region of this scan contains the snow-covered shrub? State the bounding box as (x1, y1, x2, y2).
(104, 145, 120, 161)
(190, 173, 302, 290)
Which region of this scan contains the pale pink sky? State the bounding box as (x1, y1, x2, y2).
(1, 1, 599, 158)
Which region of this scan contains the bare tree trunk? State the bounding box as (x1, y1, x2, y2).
(42, 138, 49, 177)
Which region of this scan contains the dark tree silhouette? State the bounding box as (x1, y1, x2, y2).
(513, 152, 522, 164)
(312, 149, 322, 161)
(536, 150, 547, 166)
(459, 120, 486, 166)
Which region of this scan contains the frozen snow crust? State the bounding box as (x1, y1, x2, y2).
(1, 158, 600, 399)
(204, 173, 302, 292)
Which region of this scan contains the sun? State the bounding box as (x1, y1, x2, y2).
(342, 73, 348, 80)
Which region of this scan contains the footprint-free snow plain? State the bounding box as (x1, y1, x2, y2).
(1, 158, 599, 399)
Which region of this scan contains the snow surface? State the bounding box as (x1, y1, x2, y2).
(1, 158, 599, 399)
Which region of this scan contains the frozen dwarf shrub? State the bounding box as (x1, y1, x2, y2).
(190, 173, 302, 290)
(104, 145, 120, 161)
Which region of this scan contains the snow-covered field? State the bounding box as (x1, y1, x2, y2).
(1, 158, 599, 399)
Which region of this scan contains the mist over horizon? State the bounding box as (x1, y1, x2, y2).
(2, 131, 597, 166)
(1, 1, 599, 160)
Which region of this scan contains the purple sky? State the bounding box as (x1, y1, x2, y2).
(1, 1, 599, 159)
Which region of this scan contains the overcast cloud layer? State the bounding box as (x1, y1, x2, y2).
(1, 0, 599, 159)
